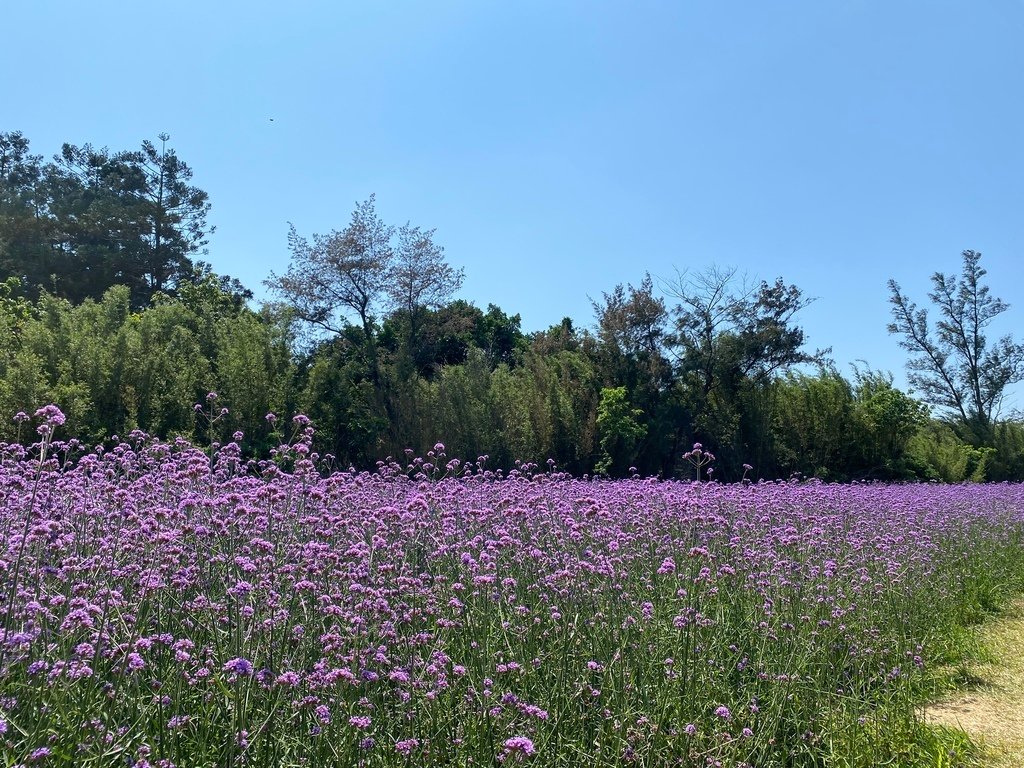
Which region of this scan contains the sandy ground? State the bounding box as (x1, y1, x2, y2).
(926, 601, 1024, 767)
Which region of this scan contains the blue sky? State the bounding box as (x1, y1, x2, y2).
(3, 1, 1023, 411)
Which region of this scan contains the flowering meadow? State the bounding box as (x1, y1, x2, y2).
(2, 408, 1024, 767)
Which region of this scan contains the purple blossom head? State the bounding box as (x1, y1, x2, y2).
(34, 404, 66, 426)
(34, 404, 66, 436)
(223, 657, 255, 676)
(349, 715, 372, 729)
(395, 738, 419, 756)
(502, 736, 536, 759)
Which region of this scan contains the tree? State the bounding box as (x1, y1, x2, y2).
(0, 132, 54, 294)
(595, 386, 647, 476)
(267, 196, 393, 341)
(46, 135, 212, 306)
(888, 250, 1024, 438)
(664, 268, 822, 393)
(850, 368, 929, 478)
(770, 370, 855, 480)
(134, 133, 214, 296)
(591, 273, 670, 391)
(1, 132, 213, 307)
(386, 221, 464, 352)
(530, 317, 582, 356)
(661, 267, 825, 476)
(479, 304, 526, 368)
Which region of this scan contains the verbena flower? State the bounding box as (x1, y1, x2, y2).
(223, 658, 254, 676)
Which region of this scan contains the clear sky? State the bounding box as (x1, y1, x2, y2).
(3, 1, 1022, 411)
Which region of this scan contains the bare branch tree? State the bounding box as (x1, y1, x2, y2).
(266, 195, 393, 340)
(386, 222, 464, 348)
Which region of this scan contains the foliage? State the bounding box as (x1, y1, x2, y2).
(888, 250, 1024, 439)
(771, 370, 855, 479)
(387, 221, 464, 353)
(0, 282, 292, 450)
(267, 196, 393, 338)
(0, 131, 212, 308)
(595, 386, 647, 476)
(989, 420, 1024, 482)
(907, 422, 994, 483)
(5, 132, 1024, 481)
(850, 368, 930, 477)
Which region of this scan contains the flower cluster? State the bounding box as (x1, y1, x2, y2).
(0, 426, 1021, 765)
(682, 442, 716, 481)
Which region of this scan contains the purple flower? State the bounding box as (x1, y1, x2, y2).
(34, 404, 66, 426)
(502, 736, 536, 760)
(395, 738, 420, 755)
(714, 705, 732, 720)
(223, 657, 255, 676)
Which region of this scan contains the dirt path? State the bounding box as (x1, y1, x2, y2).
(926, 600, 1024, 767)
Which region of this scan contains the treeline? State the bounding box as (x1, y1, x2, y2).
(2, 130, 1023, 481)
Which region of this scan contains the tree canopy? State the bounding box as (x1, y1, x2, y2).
(0, 131, 212, 308)
(888, 250, 1024, 438)
(3, 131, 1024, 482)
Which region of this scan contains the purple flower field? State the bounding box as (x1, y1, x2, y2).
(2, 410, 1023, 766)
